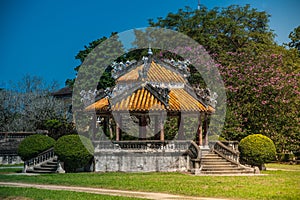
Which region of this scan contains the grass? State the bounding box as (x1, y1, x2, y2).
(0, 164, 299, 200)
(0, 187, 145, 200)
(0, 168, 22, 174)
(265, 163, 300, 171)
(0, 164, 23, 174)
(0, 163, 23, 167)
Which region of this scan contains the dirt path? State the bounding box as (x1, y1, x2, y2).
(0, 182, 229, 200)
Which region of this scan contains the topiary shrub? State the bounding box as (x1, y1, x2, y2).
(17, 134, 56, 161)
(54, 134, 94, 172)
(239, 134, 276, 169)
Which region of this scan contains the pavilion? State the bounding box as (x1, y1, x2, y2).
(84, 49, 223, 172)
(85, 49, 216, 147)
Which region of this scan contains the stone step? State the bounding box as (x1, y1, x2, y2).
(202, 167, 243, 172)
(201, 170, 243, 174)
(201, 161, 230, 165)
(41, 163, 57, 168)
(26, 169, 56, 174)
(46, 161, 58, 165)
(33, 166, 57, 171)
(203, 155, 220, 158)
(202, 164, 238, 168)
(202, 158, 228, 162)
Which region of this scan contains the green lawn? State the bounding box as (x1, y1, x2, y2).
(0, 187, 145, 200)
(0, 167, 22, 174)
(265, 163, 300, 171)
(0, 164, 299, 200)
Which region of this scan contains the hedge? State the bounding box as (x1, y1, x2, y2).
(17, 134, 56, 161)
(54, 134, 94, 172)
(239, 134, 276, 168)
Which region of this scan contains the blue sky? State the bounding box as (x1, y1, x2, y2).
(0, 0, 299, 88)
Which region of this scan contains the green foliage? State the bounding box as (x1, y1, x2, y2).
(39, 119, 77, 140)
(54, 135, 94, 172)
(149, 5, 274, 54)
(164, 117, 178, 140)
(277, 153, 295, 162)
(239, 134, 276, 167)
(287, 26, 300, 51)
(218, 51, 300, 152)
(17, 134, 56, 161)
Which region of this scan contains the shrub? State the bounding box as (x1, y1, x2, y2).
(17, 134, 56, 161)
(54, 134, 94, 172)
(277, 153, 295, 162)
(239, 134, 276, 169)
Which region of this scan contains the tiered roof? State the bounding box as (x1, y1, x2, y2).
(86, 53, 213, 114)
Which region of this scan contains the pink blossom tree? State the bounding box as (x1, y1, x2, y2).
(217, 51, 299, 152)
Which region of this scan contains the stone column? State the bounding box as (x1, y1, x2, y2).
(139, 115, 147, 140)
(198, 114, 203, 146)
(103, 116, 108, 136)
(160, 113, 164, 141)
(177, 114, 185, 140)
(109, 116, 113, 139)
(116, 113, 121, 141)
(204, 114, 209, 147)
(92, 114, 97, 141)
(154, 115, 159, 140)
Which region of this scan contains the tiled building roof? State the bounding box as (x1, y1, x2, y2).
(86, 58, 212, 114)
(117, 61, 186, 84)
(86, 87, 207, 112)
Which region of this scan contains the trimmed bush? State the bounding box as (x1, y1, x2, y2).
(239, 134, 276, 169)
(17, 134, 56, 161)
(54, 134, 94, 172)
(277, 153, 295, 162)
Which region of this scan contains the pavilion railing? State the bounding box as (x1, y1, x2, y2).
(213, 141, 240, 164)
(93, 140, 191, 151)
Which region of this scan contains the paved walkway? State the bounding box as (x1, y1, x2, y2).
(0, 182, 230, 200)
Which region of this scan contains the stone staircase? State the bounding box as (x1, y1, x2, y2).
(26, 157, 58, 174)
(24, 147, 61, 174)
(201, 152, 254, 174)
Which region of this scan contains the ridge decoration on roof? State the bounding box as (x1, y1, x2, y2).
(112, 59, 190, 84)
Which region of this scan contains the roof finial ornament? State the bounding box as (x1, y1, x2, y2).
(147, 43, 153, 64)
(148, 44, 153, 56)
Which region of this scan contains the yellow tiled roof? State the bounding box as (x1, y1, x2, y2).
(86, 88, 207, 112)
(113, 88, 165, 111)
(85, 97, 109, 112)
(117, 61, 186, 83)
(169, 89, 206, 112)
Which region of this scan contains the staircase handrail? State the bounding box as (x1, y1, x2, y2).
(186, 141, 201, 160)
(24, 147, 55, 167)
(213, 141, 240, 164)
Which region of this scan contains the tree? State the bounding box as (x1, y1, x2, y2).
(148, 4, 299, 153)
(38, 119, 77, 140)
(0, 75, 65, 132)
(287, 26, 300, 51)
(68, 32, 121, 90)
(149, 4, 274, 55)
(217, 51, 299, 152)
